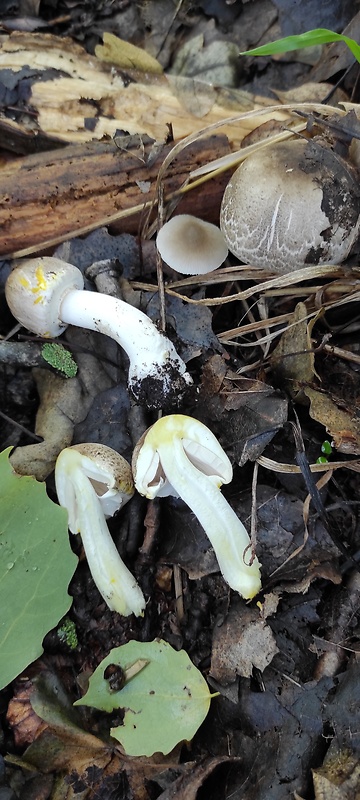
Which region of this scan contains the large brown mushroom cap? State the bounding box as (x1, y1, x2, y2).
(220, 139, 360, 273)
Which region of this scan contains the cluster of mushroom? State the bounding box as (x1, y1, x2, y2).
(53, 415, 261, 618)
(5, 259, 262, 617)
(6, 132, 358, 621)
(156, 138, 360, 277)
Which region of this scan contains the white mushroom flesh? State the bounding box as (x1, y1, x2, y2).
(133, 415, 261, 600)
(55, 444, 145, 617)
(5, 257, 192, 408)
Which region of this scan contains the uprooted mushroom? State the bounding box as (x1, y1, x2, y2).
(132, 414, 262, 600)
(5, 257, 192, 409)
(55, 443, 145, 617)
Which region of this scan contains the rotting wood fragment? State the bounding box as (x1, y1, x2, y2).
(0, 32, 286, 146)
(0, 134, 231, 257)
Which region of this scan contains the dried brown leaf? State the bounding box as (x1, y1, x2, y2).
(6, 677, 48, 748)
(167, 75, 216, 118)
(271, 301, 317, 399)
(198, 356, 288, 465)
(95, 32, 163, 75)
(20, 669, 166, 797)
(312, 750, 360, 799)
(273, 82, 348, 104)
(156, 757, 242, 800)
(210, 602, 279, 682)
(305, 387, 360, 455)
(8, 369, 79, 480)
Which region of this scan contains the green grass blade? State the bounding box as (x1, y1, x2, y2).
(240, 28, 360, 65)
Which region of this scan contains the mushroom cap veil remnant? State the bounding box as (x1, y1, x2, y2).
(55, 443, 145, 617)
(220, 138, 360, 274)
(132, 414, 262, 600)
(156, 214, 228, 274)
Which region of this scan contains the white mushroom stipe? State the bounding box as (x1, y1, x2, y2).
(5, 257, 192, 408)
(156, 214, 228, 275)
(55, 443, 145, 617)
(133, 415, 261, 600)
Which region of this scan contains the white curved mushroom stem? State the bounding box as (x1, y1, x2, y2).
(55, 443, 145, 617)
(5, 258, 192, 408)
(133, 415, 261, 600)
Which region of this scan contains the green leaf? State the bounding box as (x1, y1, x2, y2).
(0, 448, 77, 690)
(241, 28, 360, 65)
(321, 440, 333, 455)
(75, 639, 212, 756)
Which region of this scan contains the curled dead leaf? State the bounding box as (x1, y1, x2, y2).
(305, 387, 360, 455)
(95, 32, 163, 75)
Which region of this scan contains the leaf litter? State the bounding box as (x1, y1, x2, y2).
(0, 3, 360, 799)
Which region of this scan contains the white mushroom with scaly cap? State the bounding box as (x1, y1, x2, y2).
(55, 443, 145, 617)
(5, 257, 192, 409)
(220, 138, 360, 274)
(132, 414, 261, 600)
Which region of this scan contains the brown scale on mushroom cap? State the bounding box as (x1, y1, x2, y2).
(220, 138, 360, 274)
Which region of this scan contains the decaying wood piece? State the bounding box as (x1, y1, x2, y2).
(0, 134, 231, 257)
(0, 32, 287, 147)
(0, 31, 290, 257)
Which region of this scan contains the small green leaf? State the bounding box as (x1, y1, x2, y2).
(321, 440, 333, 455)
(41, 343, 77, 378)
(0, 448, 77, 689)
(75, 639, 212, 756)
(240, 28, 360, 65)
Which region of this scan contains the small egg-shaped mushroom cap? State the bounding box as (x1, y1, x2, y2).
(156, 214, 228, 275)
(5, 257, 84, 337)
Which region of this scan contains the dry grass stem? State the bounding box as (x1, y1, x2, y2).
(257, 456, 360, 474)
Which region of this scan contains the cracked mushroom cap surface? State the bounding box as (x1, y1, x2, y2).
(220, 138, 360, 273)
